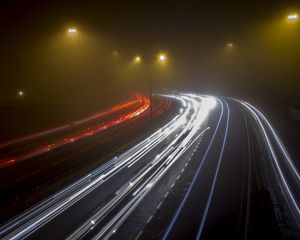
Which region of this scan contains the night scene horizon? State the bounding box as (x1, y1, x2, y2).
(0, 1, 300, 240)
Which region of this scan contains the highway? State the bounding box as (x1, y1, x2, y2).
(0, 93, 173, 222)
(0, 93, 299, 240)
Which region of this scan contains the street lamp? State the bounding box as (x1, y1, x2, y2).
(149, 53, 168, 119)
(67, 27, 78, 35)
(287, 13, 298, 21)
(132, 52, 168, 120)
(158, 54, 167, 63)
(133, 55, 142, 63)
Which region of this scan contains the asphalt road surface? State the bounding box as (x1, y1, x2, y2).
(0, 93, 299, 240)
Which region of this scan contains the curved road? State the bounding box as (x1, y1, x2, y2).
(0, 93, 299, 240)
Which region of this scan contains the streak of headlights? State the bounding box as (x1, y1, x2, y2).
(73, 95, 217, 240)
(239, 100, 300, 222)
(0, 94, 217, 240)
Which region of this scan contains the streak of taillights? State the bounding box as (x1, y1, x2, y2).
(0, 95, 150, 168)
(0, 95, 142, 150)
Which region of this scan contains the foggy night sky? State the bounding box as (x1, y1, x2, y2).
(0, 0, 299, 106)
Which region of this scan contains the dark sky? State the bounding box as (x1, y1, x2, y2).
(0, 0, 299, 105)
(1, 0, 296, 46)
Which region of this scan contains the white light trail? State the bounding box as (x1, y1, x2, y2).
(67, 94, 216, 240)
(0, 94, 216, 240)
(239, 100, 300, 222)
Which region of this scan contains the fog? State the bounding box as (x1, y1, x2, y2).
(0, 0, 299, 107)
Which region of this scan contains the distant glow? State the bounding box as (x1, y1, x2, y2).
(18, 90, 24, 96)
(287, 14, 298, 21)
(226, 42, 234, 48)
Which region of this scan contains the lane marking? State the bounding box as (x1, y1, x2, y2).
(162, 98, 224, 240)
(134, 231, 143, 240)
(147, 215, 153, 223)
(196, 99, 230, 240)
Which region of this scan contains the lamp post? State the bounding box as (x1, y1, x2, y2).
(133, 53, 167, 120)
(132, 53, 167, 120)
(149, 73, 153, 120)
(150, 54, 167, 119)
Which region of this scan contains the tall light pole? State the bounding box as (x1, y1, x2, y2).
(132, 53, 167, 120)
(149, 69, 153, 120)
(150, 53, 167, 119)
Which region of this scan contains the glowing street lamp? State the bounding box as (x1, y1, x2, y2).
(131, 51, 169, 120)
(67, 27, 78, 35)
(134, 55, 142, 63)
(158, 54, 166, 62)
(287, 13, 298, 21)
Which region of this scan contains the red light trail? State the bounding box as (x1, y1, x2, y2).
(0, 94, 150, 168)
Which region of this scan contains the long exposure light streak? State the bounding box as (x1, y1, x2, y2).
(239, 101, 300, 222)
(2, 94, 299, 240)
(0, 94, 142, 150)
(0, 93, 216, 240)
(0, 94, 149, 168)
